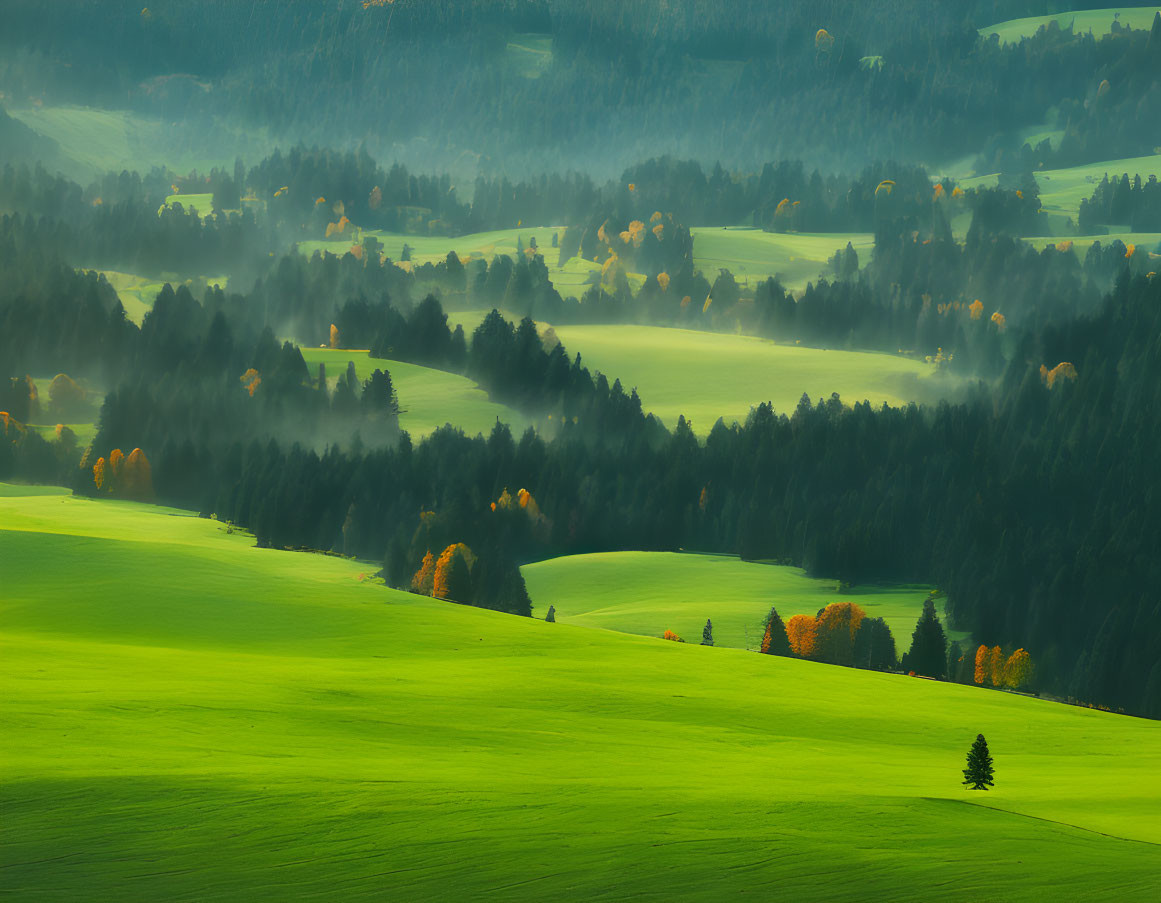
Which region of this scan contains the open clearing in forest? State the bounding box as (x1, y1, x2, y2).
(299, 227, 607, 296)
(961, 154, 1161, 225)
(521, 551, 963, 651)
(980, 7, 1161, 44)
(689, 227, 874, 290)
(300, 348, 531, 439)
(300, 227, 873, 296)
(6, 105, 264, 183)
(2, 485, 1160, 901)
(535, 323, 952, 431)
(97, 270, 232, 325)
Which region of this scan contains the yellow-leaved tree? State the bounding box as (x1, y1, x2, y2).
(122, 448, 154, 501)
(411, 551, 436, 595)
(432, 543, 475, 602)
(786, 614, 818, 658)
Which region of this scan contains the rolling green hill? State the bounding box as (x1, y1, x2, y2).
(980, 7, 1161, 44)
(544, 324, 955, 430)
(689, 228, 874, 290)
(2, 485, 1160, 901)
(961, 154, 1161, 224)
(6, 105, 270, 183)
(521, 551, 961, 650)
(300, 348, 531, 438)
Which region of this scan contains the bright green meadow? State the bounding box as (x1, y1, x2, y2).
(689, 227, 874, 290)
(300, 348, 531, 438)
(961, 154, 1161, 224)
(521, 551, 962, 650)
(6, 104, 270, 183)
(980, 7, 1161, 44)
(1, 485, 1160, 901)
(544, 324, 953, 430)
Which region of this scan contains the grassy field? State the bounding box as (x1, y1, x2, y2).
(299, 227, 613, 296)
(5, 105, 262, 183)
(980, 7, 1161, 43)
(961, 154, 1161, 225)
(539, 324, 953, 430)
(1024, 233, 1161, 258)
(690, 228, 874, 290)
(521, 551, 963, 651)
(300, 348, 531, 439)
(2, 485, 1160, 901)
(300, 227, 872, 296)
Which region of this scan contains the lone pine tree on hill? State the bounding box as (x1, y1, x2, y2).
(545, 604, 555, 623)
(701, 619, 714, 646)
(962, 734, 995, 791)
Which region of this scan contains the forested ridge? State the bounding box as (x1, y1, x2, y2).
(2, 2, 1160, 175)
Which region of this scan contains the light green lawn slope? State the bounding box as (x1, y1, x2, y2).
(2, 485, 1160, 901)
(961, 154, 1161, 223)
(521, 551, 962, 650)
(980, 7, 1161, 44)
(300, 348, 531, 438)
(547, 324, 954, 430)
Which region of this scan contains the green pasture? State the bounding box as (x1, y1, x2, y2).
(1024, 232, 1161, 257)
(300, 348, 531, 439)
(980, 7, 1161, 43)
(690, 228, 874, 291)
(1, 486, 1160, 901)
(299, 227, 872, 298)
(97, 270, 228, 325)
(5, 105, 254, 183)
(298, 227, 616, 297)
(961, 154, 1161, 225)
(543, 323, 953, 431)
(522, 551, 962, 651)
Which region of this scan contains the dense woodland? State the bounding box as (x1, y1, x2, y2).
(2, 2, 1159, 176)
(3, 2, 1161, 718)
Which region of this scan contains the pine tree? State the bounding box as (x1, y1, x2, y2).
(701, 618, 714, 646)
(760, 606, 791, 655)
(903, 597, 948, 678)
(545, 604, 556, 623)
(962, 734, 995, 791)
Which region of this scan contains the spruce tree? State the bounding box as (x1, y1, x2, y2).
(701, 619, 714, 646)
(761, 606, 791, 656)
(545, 604, 556, 623)
(903, 597, 947, 678)
(962, 734, 995, 791)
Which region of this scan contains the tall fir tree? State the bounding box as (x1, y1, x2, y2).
(701, 618, 714, 646)
(962, 734, 995, 791)
(903, 597, 948, 678)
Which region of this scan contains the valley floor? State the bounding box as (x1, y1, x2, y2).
(2, 485, 1160, 901)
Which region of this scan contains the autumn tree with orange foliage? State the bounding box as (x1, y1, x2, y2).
(432, 543, 475, 602)
(974, 644, 990, 686)
(814, 601, 866, 665)
(240, 368, 261, 397)
(663, 630, 685, 643)
(786, 614, 818, 658)
(122, 448, 154, 501)
(411, 551, 436, 595)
